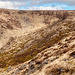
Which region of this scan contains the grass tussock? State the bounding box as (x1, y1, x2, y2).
(0, 28, 71, 68)
(45, 64, 74, 75)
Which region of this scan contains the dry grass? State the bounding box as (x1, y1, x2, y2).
(45, 64, 75, 75)
(0, 28, 70, 68)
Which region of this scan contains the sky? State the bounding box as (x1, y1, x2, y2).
(0, 0, 75, 10)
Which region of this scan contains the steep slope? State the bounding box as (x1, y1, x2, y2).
(0, 9, 75, 75)
(3, 31, 75, 75)
(0, 9, 48, 49)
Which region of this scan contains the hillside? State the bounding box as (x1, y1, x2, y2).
(0, 9, 75, 75)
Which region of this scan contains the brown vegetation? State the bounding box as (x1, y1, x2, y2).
(0, 9, 75, 75)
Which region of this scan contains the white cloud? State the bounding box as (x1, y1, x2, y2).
(1, 0, 75, 5)
(28, 6, 63, 10)
(31, 0, 75, 5)
(0, 0, 74, 10)
(0, 1, 16, 9)
(0, 1, 25, 9)
(0, 1, 18, 9)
